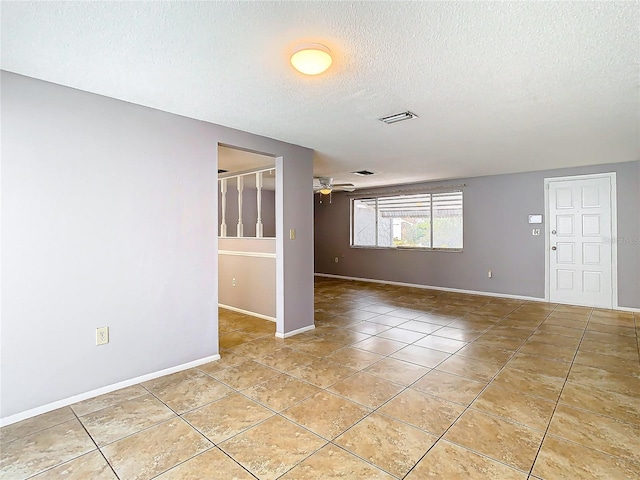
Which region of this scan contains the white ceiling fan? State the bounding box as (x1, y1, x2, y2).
(313, 177, 355, 203)
(313, 177, 355, 194)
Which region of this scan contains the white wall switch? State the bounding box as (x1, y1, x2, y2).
(96, 326, 109, 345)
(289, 229, 296, 240)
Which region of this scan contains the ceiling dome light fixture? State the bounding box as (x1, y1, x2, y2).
(290, 43, 332, 75)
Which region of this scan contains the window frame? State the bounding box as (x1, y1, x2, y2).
(349, 190, 463, 252)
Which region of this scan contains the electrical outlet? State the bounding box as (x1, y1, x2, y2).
(532, 228, 541, 236)
(96, 327, 109, 346)
(232, 277, 236, 287)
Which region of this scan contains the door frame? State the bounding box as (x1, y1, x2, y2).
(544, 172, 618, 309)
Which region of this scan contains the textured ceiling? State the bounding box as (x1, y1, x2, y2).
(2, 1, 638, 188)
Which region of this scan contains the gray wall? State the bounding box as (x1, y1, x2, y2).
(275, 154, 315, 335)
(315, 161, 639, 309)
(218, 185, 276, 238)
(218, 238, 276, 318)
(1, 71, 314, 419)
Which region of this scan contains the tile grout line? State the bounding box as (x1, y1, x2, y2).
(184, 354, 369, 479)
(525, 305, 595, 478)
(144, 376, 261, 479)
(15, 406, 122, 480)
(212, 366, 382, 479)
(73, 406, 122, 480)
(397, 302, 556, 479)
(146, 445, 258, 480)
(100, 383, 228, 477)
(635, 311, 640, 363)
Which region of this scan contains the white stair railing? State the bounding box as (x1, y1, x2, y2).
(219, 166, 273, 238)
(236, 175, 244, 237)
(220, 178, 227, 237)
(256, 171, 264, 238)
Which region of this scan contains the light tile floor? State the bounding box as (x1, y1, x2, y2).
(1, 277, 639, 479)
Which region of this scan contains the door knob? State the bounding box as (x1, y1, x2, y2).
(551, 230, 557, 235)
(551, 246, 557, 250)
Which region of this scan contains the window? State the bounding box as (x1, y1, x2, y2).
(351, 191, 463, 250)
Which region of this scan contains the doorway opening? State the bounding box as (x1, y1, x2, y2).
(217, 145, 278, 342)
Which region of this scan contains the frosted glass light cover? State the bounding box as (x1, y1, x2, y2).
(291, 44, 332, 75)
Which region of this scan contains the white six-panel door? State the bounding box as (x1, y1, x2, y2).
(547, 174, 614, 309)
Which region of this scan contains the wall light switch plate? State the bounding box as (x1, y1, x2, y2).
(289, 229, 296, 240)
(96, 326, 109, 345)
(532, 228, 541, 236)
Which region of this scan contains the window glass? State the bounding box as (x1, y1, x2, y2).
(351, 191, 462, 250)
(352, 198, 376, 246)
(378, 194, 431, 248)
(432, 192, 463, 248)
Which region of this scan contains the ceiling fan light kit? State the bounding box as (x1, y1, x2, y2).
(314, 177, 355, 203)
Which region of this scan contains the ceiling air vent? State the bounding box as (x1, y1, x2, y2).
(352, 170, 376, 176)
(379, 111, 418, 125)
(218, 169, 228, 174)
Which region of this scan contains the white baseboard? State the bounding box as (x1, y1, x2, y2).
(613, 305, 640, 313)
(0, 354, 220, 428)
(315, 273, 640, 311)
(314, 273, 546, 302)
(219, 304, 276, 322)
(275, 324, 315, 339)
